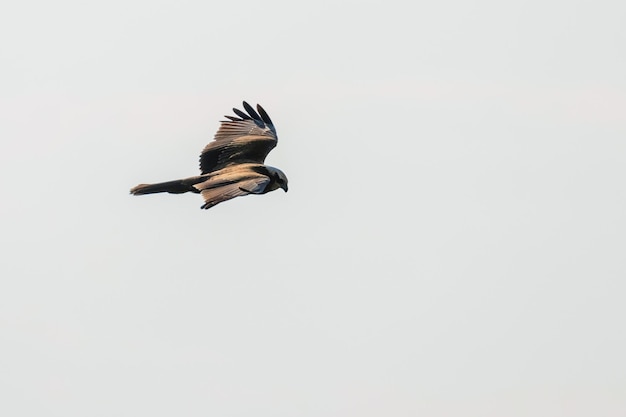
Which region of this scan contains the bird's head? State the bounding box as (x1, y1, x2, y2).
(268, 167, 288, 192)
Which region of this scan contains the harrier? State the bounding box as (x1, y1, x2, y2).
(130, 101, 288, 209)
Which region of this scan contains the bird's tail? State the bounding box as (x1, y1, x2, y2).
(130, 177, 201, 195)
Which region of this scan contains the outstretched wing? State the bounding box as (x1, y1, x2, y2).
(198, 176, 271, 210)
(199, 101, 277, 174)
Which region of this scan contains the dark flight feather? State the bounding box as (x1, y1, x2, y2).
(256, 104, 273, 125)
(232, 108, 251, 120)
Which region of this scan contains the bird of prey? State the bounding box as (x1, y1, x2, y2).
(130, 101, 288, 210)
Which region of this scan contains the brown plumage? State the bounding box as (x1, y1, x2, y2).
(130, 102, 288, 210)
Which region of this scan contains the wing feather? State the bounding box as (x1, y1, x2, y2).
(242, 101, 261, 121)
(198, 176, 270, 209)
(256, 104, 273, 125)
(199, 101, 278, 174)
(232, 108, 251, 120)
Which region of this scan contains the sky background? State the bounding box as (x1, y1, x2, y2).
(1, 0, 625, 416)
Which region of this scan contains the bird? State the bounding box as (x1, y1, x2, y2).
(130, 101, 288, 210)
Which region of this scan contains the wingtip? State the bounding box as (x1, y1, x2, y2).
(243, 101, 261, 121)
(256, 104, 273, 125)
(232, 107, 250, 120)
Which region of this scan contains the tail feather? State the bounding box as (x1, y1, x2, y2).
(130, 178, 200, 195)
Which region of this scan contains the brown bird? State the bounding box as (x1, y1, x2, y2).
(130, 101, 288, 209)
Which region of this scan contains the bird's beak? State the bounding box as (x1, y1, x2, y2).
(282, 184, 288, 192)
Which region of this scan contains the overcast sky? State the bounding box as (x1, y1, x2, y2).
(1, 0, 625, 416)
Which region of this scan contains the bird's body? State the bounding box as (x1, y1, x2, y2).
(130, 102, 288, 210)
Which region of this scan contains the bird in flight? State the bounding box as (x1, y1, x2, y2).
(130, 101, 288, 210)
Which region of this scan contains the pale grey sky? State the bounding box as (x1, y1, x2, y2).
(1, 0, 625, 416)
